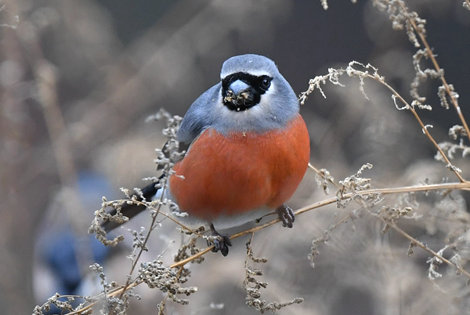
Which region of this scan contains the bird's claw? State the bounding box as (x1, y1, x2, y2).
(209, 224, 232, 256)
(276, 204, 295, 228)
(209, 234, 232, 256)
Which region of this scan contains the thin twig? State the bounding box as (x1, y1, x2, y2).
(66, 281, 141, 315)
(118, 184, 168, 300)
(397, 1, 470, 144)
(363, 71, 466, 183)
(108, 198, 202, 236)
(386, 221, 470, 279)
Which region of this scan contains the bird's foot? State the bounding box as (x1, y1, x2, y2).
(276, 204, 295, 228)
(208, 223, 232, 256)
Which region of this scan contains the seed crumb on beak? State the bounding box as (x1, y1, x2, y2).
(240, 91, 250, 99)
(224, 90, 235, 104)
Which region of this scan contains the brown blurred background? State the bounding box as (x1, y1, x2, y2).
(1, 0, 469, 314)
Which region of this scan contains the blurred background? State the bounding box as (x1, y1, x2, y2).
(1, 0, 469, 314)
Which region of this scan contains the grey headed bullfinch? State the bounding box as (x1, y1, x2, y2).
(103, 54, 310, 256)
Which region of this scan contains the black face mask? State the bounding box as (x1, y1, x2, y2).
(221, 72, 272, 112)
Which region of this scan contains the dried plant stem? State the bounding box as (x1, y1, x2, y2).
(364, 72, 466, 182)
(108, 199, 202, 236)
(170, 181, 470, 269)
(118, 187, 168, 300)
(397, 1, 470, 144)
(386, 221, 470, 278)
(301, 62, 466, 182)
(308, 162, 470, 280)
(67, 281, 141, 315)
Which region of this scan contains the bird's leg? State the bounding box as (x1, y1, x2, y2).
(208, 223, 232, 256)
(276, 204, 295, 228)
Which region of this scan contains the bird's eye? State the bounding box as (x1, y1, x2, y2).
(260, 76, 272, 91)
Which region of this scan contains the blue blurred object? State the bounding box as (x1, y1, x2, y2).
(43, 230, 109, 295)
(34, 171, 114, 313)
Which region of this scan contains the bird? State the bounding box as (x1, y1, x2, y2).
(102, 54, 310, 256)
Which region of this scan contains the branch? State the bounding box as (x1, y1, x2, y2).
(170, 181, 470, 269)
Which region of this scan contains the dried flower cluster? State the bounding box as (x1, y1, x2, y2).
(244, 237, 303, 313)
(138, 260, 198, 305)
(336, 163, 382, 208)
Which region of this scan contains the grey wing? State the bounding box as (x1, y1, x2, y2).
(177, 83, 221, 145)
(160, 82, 221, 167)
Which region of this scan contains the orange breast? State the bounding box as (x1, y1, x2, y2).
(169, 114, 310, 220)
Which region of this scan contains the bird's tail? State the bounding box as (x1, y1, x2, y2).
(101, 175, 163, 232)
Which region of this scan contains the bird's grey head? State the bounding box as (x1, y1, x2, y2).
(177, 54, 299, 142)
